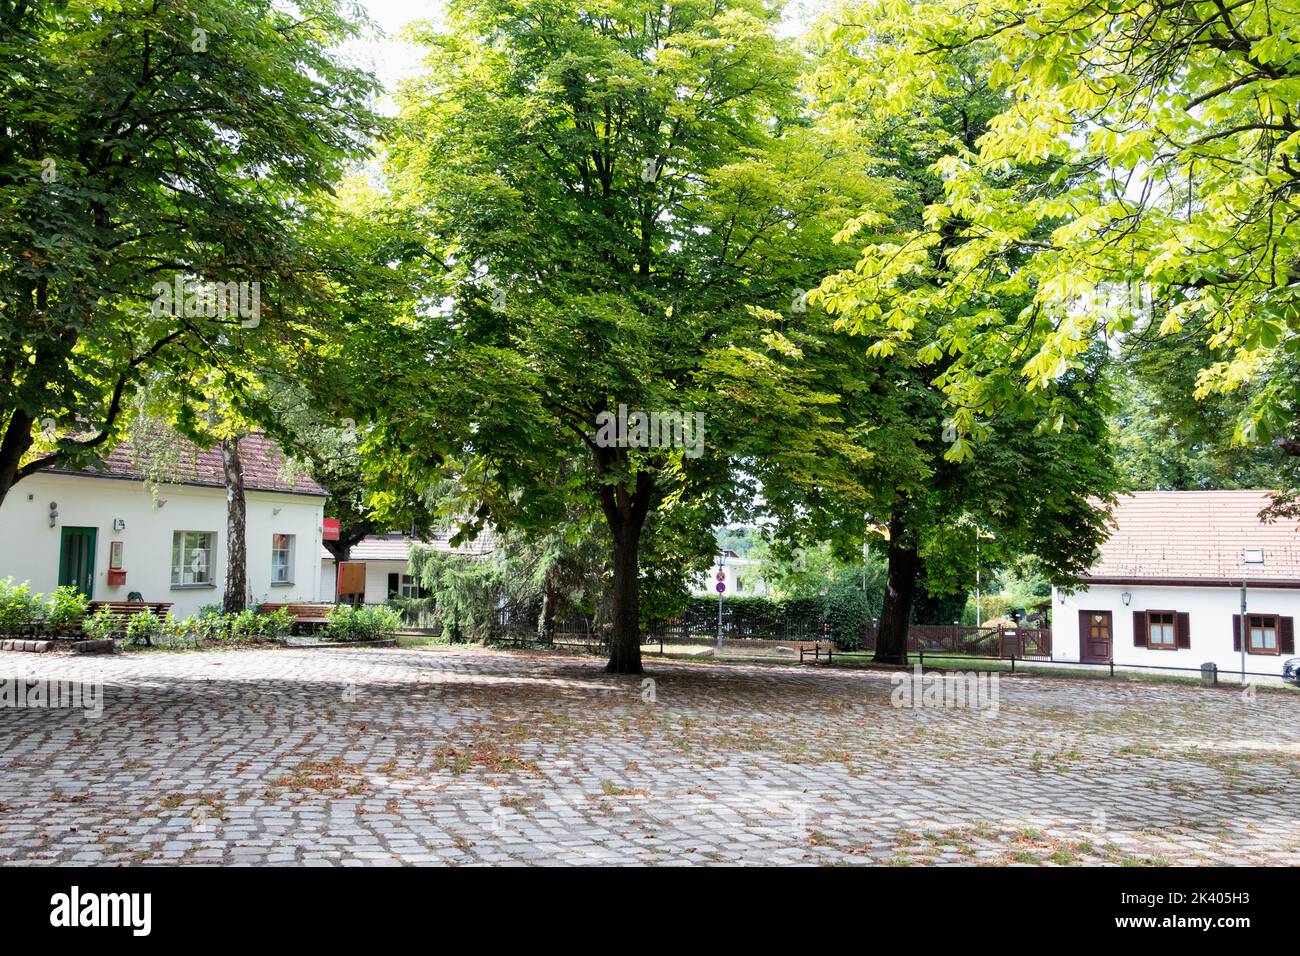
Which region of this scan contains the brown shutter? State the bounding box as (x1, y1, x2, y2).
(1176, 611, 1191, 649)
(1281, 617, 1295, 655)
(1132, 610, 1147, 647)
(1232, 613, 1242, 652)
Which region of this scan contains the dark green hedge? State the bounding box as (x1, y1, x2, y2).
(670, 593, 872, 650)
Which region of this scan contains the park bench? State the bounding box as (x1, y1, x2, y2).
(797, 640, 834, 664)
(87, 601, 173, 646)
(258, 603, 334, 633)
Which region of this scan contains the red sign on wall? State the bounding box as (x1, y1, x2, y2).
(322, 518, 340, 541)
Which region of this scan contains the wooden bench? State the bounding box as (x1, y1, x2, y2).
(87, 601, 173, 646)
(258, 603, 334, 632)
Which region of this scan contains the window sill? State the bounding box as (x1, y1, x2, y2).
(170, 584, 216, 590)
(270, 581, 295, 588)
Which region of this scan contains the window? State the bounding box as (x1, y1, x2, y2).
(388, 573, 425, 600)
(1248, 615, 1278, 654)
(271, 534, 295, 585)
(1148, 612, 1176, 649)
(172, 531, 215, 586)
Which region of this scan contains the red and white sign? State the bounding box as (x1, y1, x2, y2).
(322, 518, 340, 541)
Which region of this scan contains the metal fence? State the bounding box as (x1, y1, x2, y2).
(860, 623, 1052, 658)
(915, 649, 1292, 686)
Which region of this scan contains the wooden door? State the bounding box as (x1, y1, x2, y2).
(58, 526, 97, 598)
(1078, 610, 1112, 663)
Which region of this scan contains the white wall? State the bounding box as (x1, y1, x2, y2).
(0, 472, 324, 618)
(319, 558, 408, 604)
(693, 557, 768, 597)
(1052, 582, 1300, 676)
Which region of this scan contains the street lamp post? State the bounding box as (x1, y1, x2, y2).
(1241, 548, 1265, 683)
(715, 550, 727, 652)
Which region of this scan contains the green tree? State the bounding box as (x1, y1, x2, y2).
(809, 14, 1121, 663)
(1109, 337, 1290, 490)
(351, 0, 886, 673)
(812, 0, 1300, 473)
(0, 0, 378, 508)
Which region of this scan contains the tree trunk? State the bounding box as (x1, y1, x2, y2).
(874, 511, 919, 665)
(539, 572, 559, 644)
(593, 458, 653, 675)
(605, 520, 644, 674)
(222, 436, 248, 613)
(0, 410, 36, 511)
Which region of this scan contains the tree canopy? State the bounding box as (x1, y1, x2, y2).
(810, 0, 1300, 468)
(0, 0, 378, 506)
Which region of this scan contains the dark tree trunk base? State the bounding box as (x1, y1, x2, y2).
(874, 511, 919, 666)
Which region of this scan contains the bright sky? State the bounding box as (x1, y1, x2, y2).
(345, 0, 822, 111)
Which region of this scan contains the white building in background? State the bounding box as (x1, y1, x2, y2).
(320, 529, 497, 605)
(691, 549, 769, 598)
(0, 434, 327, 617)
(1052, 491, 1299, 677)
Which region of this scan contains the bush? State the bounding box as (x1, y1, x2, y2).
(82, 606, 118, 641)
(261, 607, 295, 641)
(123, 608, 162, 645)
(45, 585, 89, 635)
(325, 604, 401, 642)
(229, 609, 266, 643)
(0, 577, 44, 634)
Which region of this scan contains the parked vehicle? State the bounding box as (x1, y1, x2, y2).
(1283, 657, 1300, 687)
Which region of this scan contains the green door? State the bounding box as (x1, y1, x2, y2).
(58, 526, 97, 598)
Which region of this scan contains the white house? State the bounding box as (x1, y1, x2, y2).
(320, 529, 497, 605)
(1052, 491, 1299, 677)
(691, 549, 769, 598)
(0, 434, 327, 617)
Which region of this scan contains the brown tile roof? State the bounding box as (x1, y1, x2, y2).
(54, 433, 326, 497)
(1089, 491, 1300, 582)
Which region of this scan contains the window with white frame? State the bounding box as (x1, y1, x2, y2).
(172, 531, 215, 586)
(271, 534, 295, 584)
(399, 573, 421, 598)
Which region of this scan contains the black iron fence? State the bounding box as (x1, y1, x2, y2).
(860, 623, 1052, 658)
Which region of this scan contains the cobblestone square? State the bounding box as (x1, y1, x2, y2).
(1, 646, 1297, 865)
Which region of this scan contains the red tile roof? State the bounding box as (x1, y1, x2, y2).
(54, 433, 326, 497)
(1089, 491, 1300, 582)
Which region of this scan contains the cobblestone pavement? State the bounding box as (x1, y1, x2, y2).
(1, 646, 1298, 866)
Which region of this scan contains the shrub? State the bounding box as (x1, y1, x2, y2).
(123, 608, 161, 645)
(45, 585, 89, 634)
(156, 615, 202, 649)
(82, 605, 118, 641)
(228, 609, 266, 643)
(191, 608, 231, 644)
(325, 604, 401, 642)
(0, 577, 44, 634)
(261, 607, 295, 641)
